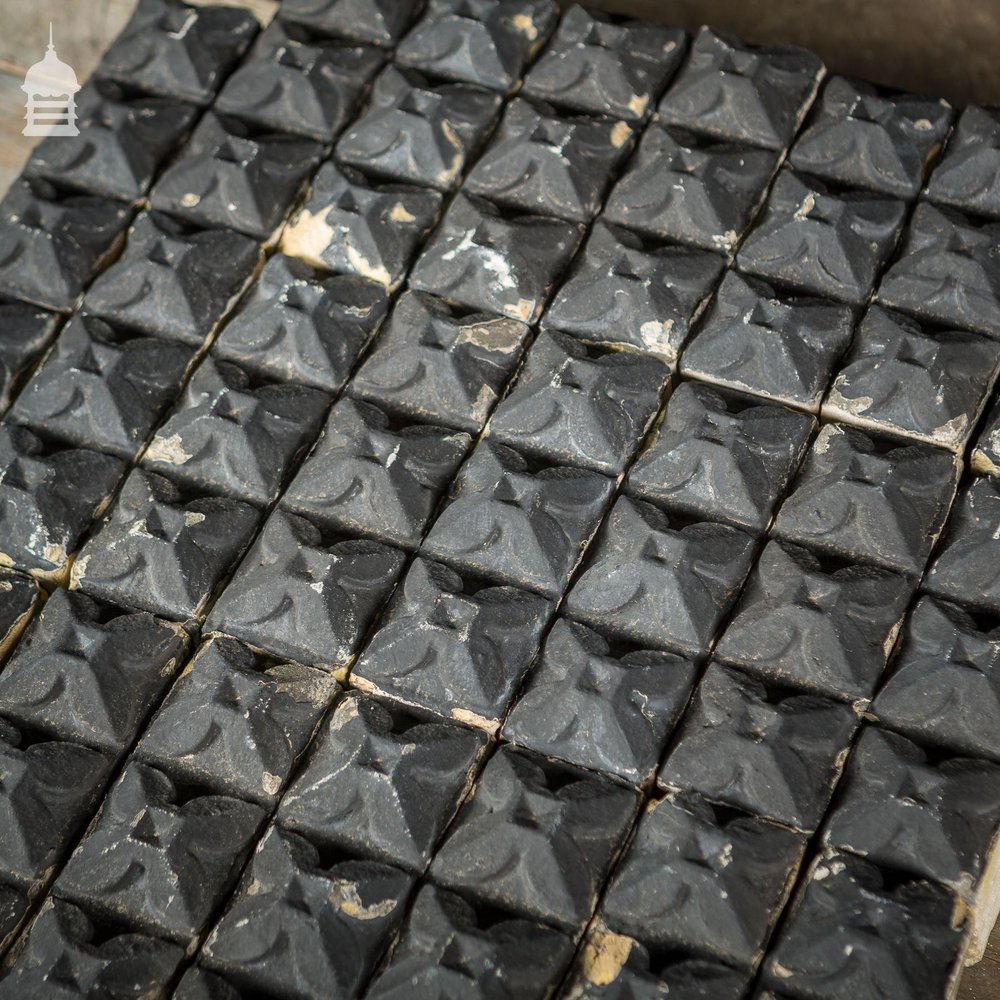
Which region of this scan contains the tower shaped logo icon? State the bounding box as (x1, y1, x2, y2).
(22, 24, 80, 137)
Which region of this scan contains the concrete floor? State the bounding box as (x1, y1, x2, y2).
(0, 1, 997, 995)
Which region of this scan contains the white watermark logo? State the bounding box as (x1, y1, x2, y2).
(22, 24, 80, 138)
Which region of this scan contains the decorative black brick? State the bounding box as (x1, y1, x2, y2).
(504, 618, 698, 785)
(279, 162, 442, 291)
(213, 253, 390, 393)
(737, 168, 907, 306)
(603, 124, 778, 253)
(0, 300, 61, 414)
(565, 496, 757, 657)
(660, 663, 859, 830)
(337, 66, 502, 191)
(523, 6, 686, 120)
(422, 441, 614, 598)
(350, 290, 530, 433)
(658, 28, 824, 150)
(282, 397, 470, 549)
(215, 20, 384, 141)
(24, 82, 199, 202)
(0, 588, 189, 754)
(409, 193, 583, 323)
(761, 852, 968, 1000)
(600, 792, 806, 969)
(877, 201, 1000, 339)
(924, 477, 1000, 615)
(0, 179, 132, 313)
(70, 468, 260, 620)
(0, 569, 40, 661)
(627, 381, 815, 533)
(871, 596, 1000, 762)
(367, 882, 576, 1000)
(150, 112, 322, 241)
(0, 898, 185, 1000)
(142, 357, 329, 506)
(772, 423, 960, 575)
(278, 691, 487, 870)
(83, 210, 262, 346)
(680, 271, 855, 411)
(0, 11, 991, 995)
(137, 635, 338, 804)
(203, 825, 413, 995)
(0, 879, 26, 954)
(205, 508, 405, 671)
(96, 0, 258, 105)
(544, 221, 724, 366)
(0, 718, 114, 889)
(715, 539, 913, 702)
(926, 105, 1000, 220)
(280, 0, 423, 47)
(8, 314, 193, 460)
(561, 926, 751, 1000)
(823, 726, 1000, 895)
(352, 557, 552, 730)
(56, 761, 264, 943)
(464, 98, 635, 223)
(395, 0, 559, 93)
(0, 425, 125, 583)
(430, 745, 639, 932)
(173, 967, 242, 1000)
(790, 76, 952, 199)
(487, 329, 669, 476)
(823, 305, 1000, 451)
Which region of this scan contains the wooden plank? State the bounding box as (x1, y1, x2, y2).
(0, 0, 137, 81)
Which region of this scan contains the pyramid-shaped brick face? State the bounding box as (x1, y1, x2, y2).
(523, 6, 685, 120)
(603, 122, 780, 251)
(878, 201, 1000, 336)
(0, 588, 189, 753)
(337, 66, 502, 191)
(96, 0, 258, 104)
(55, 761, 264, 941)
(279, 691, 487, 870)
(282, 397, 471, 548)
(281, 161, 443, 290)
(464, 97, 635, 222)
(738, 168, 908, 305)
(8, 314, 194, 459)
(790, 76, 952, 199)
(136, 636, 338, 805)
(0, 4, 996, 996)
(926, 105, 1000, 220)
(25, 84, 198, 201)
(822, 305, 1000, 451)
(600, 793, 807, 968)
(545, 220, 724, 364)
(395, 0, 560, 92)
(214, 21, 384, 142)
(83, 211, 262, 346)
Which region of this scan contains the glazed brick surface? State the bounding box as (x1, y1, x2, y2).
(0, 4, 996, 998)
